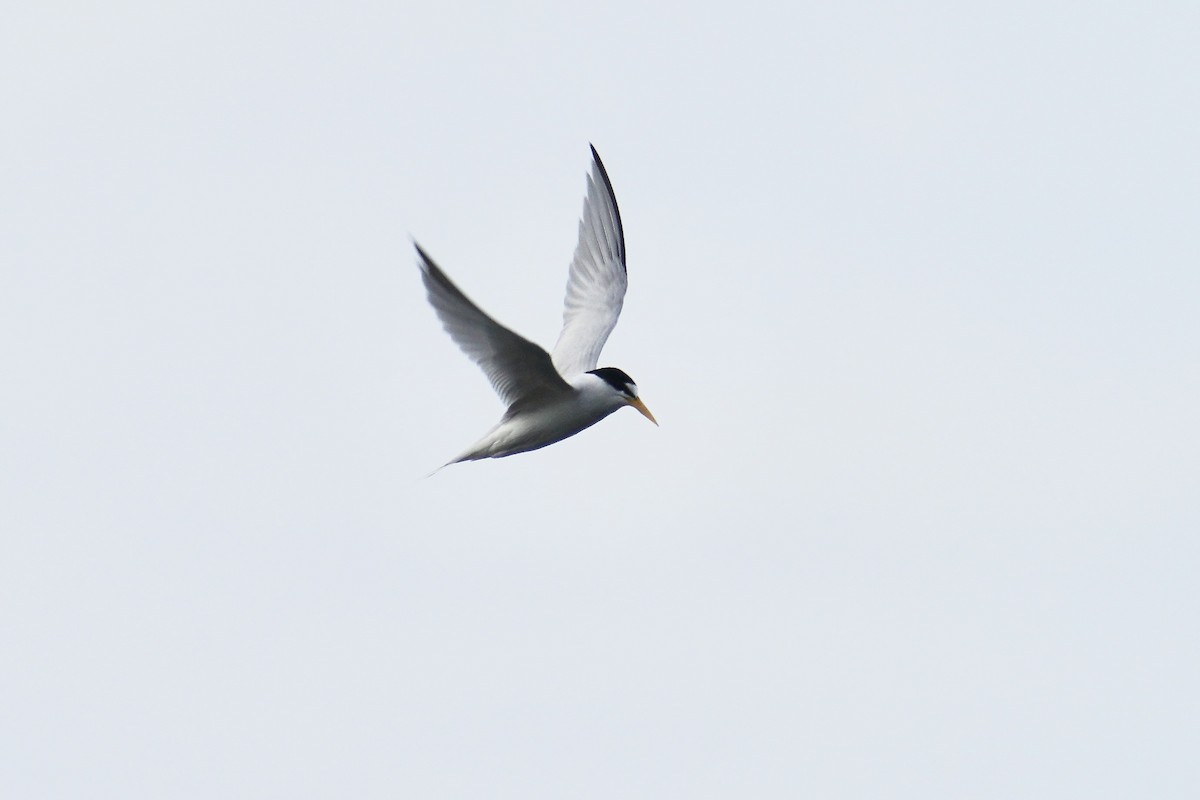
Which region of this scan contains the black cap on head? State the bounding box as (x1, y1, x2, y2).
(588, 367, 637, 396)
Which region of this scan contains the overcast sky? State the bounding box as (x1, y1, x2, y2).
(3, 2, 1198, 798)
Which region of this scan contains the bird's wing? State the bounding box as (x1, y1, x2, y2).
(417, 244, 571, 407)
(550, 145, 629, 378)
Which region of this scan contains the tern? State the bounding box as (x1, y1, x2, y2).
(417, 145, 656, 468)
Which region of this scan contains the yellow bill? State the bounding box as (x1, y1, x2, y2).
(628, 396, 658, 426)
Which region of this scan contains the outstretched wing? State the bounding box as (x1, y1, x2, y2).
(550, 145, 629, 378)
(417, 244, 571, 407)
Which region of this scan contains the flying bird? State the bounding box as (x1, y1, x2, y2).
(416, 145, 655, 468)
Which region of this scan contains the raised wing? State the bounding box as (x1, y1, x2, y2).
(417, 244, 571, 407)
(550, 145, 629, 378)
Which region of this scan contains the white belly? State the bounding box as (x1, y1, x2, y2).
(447, 379, 626, 463)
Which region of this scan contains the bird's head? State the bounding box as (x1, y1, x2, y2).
(588, 367, 657, 425)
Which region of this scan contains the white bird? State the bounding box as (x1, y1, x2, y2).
(416, 145, 656, 468)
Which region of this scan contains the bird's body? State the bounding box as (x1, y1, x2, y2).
(446, 371, 634, 463)
(416, 146, 655, 469)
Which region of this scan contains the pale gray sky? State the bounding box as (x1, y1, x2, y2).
(2, 2, 1198, 798)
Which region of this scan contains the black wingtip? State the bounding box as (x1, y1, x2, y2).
(588, 143, 610, 179)
(413, 241, 470, 301)
(584, 144, 625, 267)
(414, 242, 451, 289)
(413, 241, 436, 271)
